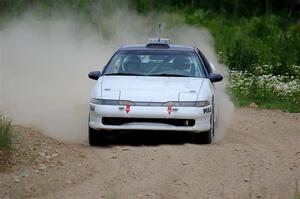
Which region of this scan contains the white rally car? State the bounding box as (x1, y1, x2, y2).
(88, 39, 223, 145)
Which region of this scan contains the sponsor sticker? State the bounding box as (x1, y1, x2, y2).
(203, 107, 211, 114)
(167, 105, 172, 114)
(90, 105, 95, 111)
(125, 105, 131, 113)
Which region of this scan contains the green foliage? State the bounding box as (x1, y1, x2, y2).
(131, 0, 151, 13)
(229, 70, 300, 112)
(0, 116, 12, 153)
(182, 7, 300, 112)
(131, 0, 300, 19)
(187, 14, 300, 75)
(226, 37, 258, 71)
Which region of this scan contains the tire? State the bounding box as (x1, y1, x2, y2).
(202, 105, 215, 144)
(201, 129, 213, 144)
(195, 104, 214, 144)
(89, 127, 99, 146)
(89, 114, 109, 146)
(89, 127, 109, 146)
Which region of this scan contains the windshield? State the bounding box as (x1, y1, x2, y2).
(103, 50, 206, 77)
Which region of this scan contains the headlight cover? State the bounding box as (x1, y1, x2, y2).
(90, 98, 102, 104)
(90, 99, 134, 105)
(163, 101, 210, 107)
(90, 98, 210, 107)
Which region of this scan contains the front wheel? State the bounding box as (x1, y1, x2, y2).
(89, 127, 99, 146)
(200, 129, 213, 144)
(89, 127, 109, 146)
(195, 107, 214, 144)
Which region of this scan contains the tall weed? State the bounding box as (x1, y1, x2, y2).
(0, 116, 12, 153)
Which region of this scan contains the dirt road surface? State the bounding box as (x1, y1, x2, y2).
(1, 107, 300, 199)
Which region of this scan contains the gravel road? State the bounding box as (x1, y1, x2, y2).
(1, 108, 300, 199)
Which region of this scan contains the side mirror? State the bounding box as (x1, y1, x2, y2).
(88, 71, 101, 80)
(208, 73, 223, 83)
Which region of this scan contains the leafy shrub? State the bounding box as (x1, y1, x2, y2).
(226, 37, 258, 71)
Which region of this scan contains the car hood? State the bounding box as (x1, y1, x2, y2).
(100, 76, 204, 102)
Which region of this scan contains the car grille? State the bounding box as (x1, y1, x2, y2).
(102, 117, 195, 127)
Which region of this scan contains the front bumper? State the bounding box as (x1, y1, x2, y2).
(89, 104, 212, 133)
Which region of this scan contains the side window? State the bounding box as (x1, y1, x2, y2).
(196, 48, 212, 74)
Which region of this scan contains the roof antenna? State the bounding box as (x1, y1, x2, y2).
(148, 22, 169, 44)
(158, 22, 166, 40)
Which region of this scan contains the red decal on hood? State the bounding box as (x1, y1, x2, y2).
(125, 105, 131, 113)
(167, 105, 172, 114)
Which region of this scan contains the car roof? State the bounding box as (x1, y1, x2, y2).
(119, 44, 195, 52)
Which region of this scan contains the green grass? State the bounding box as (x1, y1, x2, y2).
(229, 70, 300, 112)
(259, 101, 300, 113)
(0, 115, 13, 153)
(231, 96, 300, 113)
(230, 82, 300, 113)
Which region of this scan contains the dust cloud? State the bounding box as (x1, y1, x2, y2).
(174, 27, 234, 141)
(0, 7, 233, 143)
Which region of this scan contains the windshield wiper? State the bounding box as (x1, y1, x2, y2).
(148, 73, 191, 77)
(105, 73, 145, 76)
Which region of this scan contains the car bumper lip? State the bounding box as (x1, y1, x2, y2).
(89, 104, 212, 133)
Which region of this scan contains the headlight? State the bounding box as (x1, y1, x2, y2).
(163, 101, 210, 107)
(90, 98, 102, 104)
(100, 99, 120, 105)
(90, 99, 135, 105)
(195, 101, 210, 107)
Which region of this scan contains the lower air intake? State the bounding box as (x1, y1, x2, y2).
(102, 117, 195, 127)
